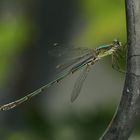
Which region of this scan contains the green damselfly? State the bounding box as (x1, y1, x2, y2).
(0, 39, 127, 111)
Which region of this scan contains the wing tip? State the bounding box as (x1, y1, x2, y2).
(70, 95, 77, 103)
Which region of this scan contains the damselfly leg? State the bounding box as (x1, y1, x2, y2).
(112, 43, 127, 73)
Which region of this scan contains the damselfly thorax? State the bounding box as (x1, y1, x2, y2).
(96, 40, 121, 60)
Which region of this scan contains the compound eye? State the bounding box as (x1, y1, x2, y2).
(113, 39, 118, 45)
(113, 39, 121, 46)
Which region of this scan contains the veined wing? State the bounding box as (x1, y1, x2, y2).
(0, 54, 94, 111)
(56, 51, 93, 71)
(48, 43, 91, 58)
(71, 65, 91, 102)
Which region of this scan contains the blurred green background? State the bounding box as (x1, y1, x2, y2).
(0, 0, 139, 140)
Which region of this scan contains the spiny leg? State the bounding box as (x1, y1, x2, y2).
(112, 53, 126, 73)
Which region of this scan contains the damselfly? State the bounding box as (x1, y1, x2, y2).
(0, 39, 127, 111)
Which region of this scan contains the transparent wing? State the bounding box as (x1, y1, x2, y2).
(56, 51, 93, 71)
(48, 43, 91, 58)
(71, 65, 90, 102)
(112, 43, 127, 73)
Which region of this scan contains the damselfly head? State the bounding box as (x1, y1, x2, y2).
(112, 39, 122, 49)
